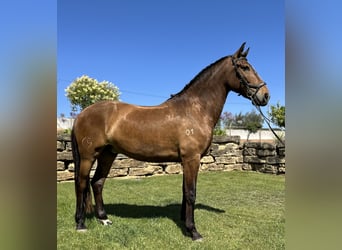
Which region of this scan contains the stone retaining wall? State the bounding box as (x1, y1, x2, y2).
(57, 135, 285, 182)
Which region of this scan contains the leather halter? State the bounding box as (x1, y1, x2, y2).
(231, 57, 266, 103)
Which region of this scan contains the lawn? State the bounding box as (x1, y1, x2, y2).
(57, 171, 285, 249)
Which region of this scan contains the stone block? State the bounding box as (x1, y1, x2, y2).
(57, 171, 74, 182)
(244, 142, 276, 150)
(260, 143, 276, 150)
(108, 168, 128, 177)
(129, 165, 162, 176)
(57, 141, 64, 151)
(244, 156, 266, 164)
(215, 156, 236, 164)
(201, 163, 218, 171)
(251, 163, 266, 172)
(57, 151, 73, 161)
(114, 159, 146, 168)
(200, 163, 211, 171)
(244, 142, 262, 148)
(236, 155, 244, 163)
(212, 135, 240, 144)
(210, 144, 220, 157)
(200, 155, 215, 164)
(57, 161, 65, 171)
(242, 163, 252, 171)
(211, 143, 240, 157)
(208, 164, 225, 171)
(266, 156, 285, 165)
(57, 134, 71, 142)
(264, 164, 277, 174)
(257, 149, 276, 157)
(165, 164, 182, 174)
(223, 144, 241, 156)
(243, 148, 256, 156)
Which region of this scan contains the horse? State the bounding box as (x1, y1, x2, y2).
(71, 42, 270, 241)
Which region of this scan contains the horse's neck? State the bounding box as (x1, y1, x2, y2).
(191, 75, 230, 127)
(166, 63, 230, 128)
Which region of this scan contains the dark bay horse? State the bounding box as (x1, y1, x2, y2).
(71, 43, 270, 240)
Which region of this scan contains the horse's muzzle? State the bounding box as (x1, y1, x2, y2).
(249, 83, 270, 106)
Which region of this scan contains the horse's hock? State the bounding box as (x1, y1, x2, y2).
(57, 135, 285, 182)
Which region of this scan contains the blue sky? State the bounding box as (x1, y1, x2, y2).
(57, 0, 284, 119)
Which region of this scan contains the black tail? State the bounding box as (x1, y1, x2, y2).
(71, 126, 80, 184)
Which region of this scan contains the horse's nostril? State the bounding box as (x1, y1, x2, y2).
(264, 93, 269, 101)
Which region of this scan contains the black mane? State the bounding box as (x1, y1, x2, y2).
(168, 56, 229, 100)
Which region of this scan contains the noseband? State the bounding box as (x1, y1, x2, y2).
(231, 57, 266, 104)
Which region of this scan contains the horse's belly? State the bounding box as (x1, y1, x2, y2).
(123, 150, 180, 163)
(110, 136, 180, 162)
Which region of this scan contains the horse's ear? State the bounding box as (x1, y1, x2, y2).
(241, 47, 250, 58)
(233, 42, 246, 58)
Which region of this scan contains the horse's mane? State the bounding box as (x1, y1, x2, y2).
(168, 55, 229, 100)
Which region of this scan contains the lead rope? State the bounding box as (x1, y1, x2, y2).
(253, 104, 285, 146)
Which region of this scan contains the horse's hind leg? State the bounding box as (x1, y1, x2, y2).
(75, 158, 94, 231)
(91, 146, 117, 226)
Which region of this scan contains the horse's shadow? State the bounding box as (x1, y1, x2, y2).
(104, 203, 225, 237)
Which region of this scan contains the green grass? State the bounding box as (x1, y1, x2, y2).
(57, 171, 284, 249)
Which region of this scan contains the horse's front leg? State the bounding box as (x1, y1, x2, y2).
(181, 154, 203, 241)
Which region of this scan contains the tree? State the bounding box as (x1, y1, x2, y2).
(268, 102, 285, 128)
(220, 111, 234, 129)
(213, 110, 263, 138)
(231, 112, 244, 128)
(65, 75, 120, 113)
(214, 111, 234, 135)
(241, 110, 263, 140)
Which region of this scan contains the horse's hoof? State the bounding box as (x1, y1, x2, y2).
(99, 219, 113, 226)
(192, 232, 203, 241)
(76, 223, 87, 231)
(193, 237, 203, 242)
(76, 225, 87, 232)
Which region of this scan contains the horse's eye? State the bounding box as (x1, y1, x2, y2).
(241, 65, 250, 71)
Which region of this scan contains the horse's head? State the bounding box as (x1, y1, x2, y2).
(229, 42, 270, 106)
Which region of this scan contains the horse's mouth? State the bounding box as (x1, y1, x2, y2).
(252, 92, 270, 106)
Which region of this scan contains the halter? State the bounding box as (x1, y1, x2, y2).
(231, 57, 267, 105)
(232, 57, 284, 145)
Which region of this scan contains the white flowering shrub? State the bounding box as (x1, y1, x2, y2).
(65, 75, 120, 112)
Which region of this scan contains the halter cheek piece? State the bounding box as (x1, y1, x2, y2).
(231, 57, 267, 104)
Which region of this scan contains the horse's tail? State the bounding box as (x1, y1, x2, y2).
(71, 125, 80, 184)
(71, 124, 93, 214)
